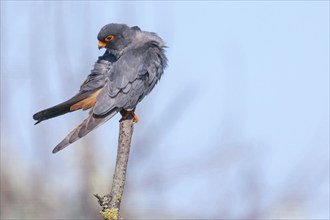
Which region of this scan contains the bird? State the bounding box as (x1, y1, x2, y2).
(33, 23, 167, 153)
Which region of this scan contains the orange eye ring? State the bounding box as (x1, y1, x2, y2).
(105, 35, 115, 42)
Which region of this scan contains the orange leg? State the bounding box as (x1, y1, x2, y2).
(120, 110, 139, 123)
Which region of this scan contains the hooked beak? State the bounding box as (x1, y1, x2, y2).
(98, 41, 107, 50)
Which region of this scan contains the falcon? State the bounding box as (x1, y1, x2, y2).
(33, 23, 167, 153)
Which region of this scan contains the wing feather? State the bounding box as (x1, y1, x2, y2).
(33, 52, 115, 124)
(92, 44, 166, 116)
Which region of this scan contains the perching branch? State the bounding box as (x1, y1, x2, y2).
(94, 115, 134, 220)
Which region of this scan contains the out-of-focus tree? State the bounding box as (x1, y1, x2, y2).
(1, 1, 328, 219)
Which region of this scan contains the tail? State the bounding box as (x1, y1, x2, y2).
(33, 90, 100, 124)
(52, 110, 117, 153)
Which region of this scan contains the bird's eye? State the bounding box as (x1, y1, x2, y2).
(105, 35, 115, 42)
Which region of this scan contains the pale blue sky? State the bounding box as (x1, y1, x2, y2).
(1, 1, 329, 219)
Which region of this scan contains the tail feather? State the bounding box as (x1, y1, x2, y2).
(52, 111, 117, 153)
(33, 91, 95, 124)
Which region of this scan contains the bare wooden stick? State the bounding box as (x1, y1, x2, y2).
(94, 116, 134, 220)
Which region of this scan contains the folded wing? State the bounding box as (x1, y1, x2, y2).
(33, 52, 116, 124)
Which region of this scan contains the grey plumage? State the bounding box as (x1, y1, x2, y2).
(33, 51, 116, 124)
(33, 23, 167, 153)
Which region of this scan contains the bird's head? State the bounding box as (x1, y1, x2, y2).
(97, 23, 138, 56)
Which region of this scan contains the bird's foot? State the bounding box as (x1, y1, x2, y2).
(120, 110, 139, 123)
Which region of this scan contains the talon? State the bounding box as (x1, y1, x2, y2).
(133, 114, 139, 123)
(120, 110, 139, 123)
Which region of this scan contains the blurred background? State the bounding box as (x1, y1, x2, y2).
(1, 1, 329, 219)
